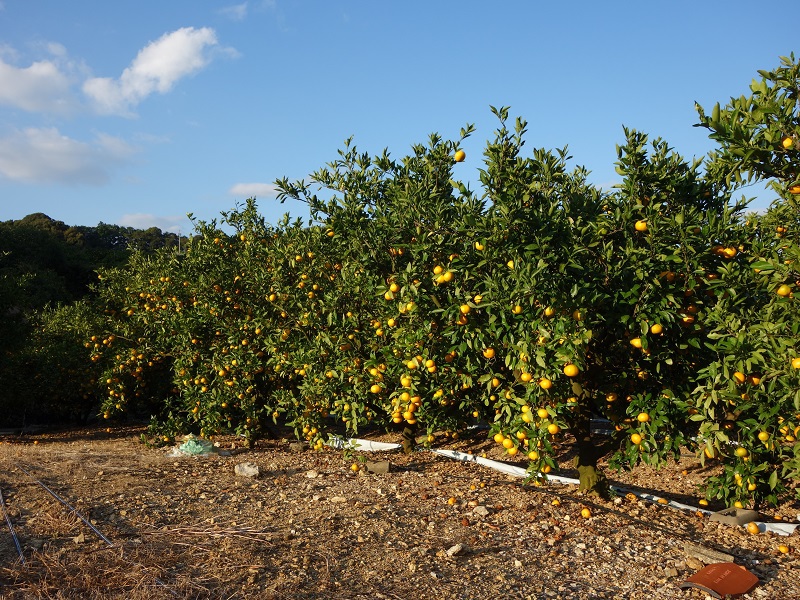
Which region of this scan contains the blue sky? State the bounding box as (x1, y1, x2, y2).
(0, 1, 796, 233)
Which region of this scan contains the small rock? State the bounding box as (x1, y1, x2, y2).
(685, 556, 704, 571)
(664, 567, 679, 578)
(234, 462, 261, 478)
(289, 442, 306, 453)
(73, 533, 85, 544)
(684, 542, 733, 564)
(29, 539, 44, 551)
(514, 559, 523, 568)
(305, 469, 319, 478)
(330, 496, 347, 503)
(446, 543, 466, 557)
(473, 505, 490, 517)
(365, 460, 391, 475)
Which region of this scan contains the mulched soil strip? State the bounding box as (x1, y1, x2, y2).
(16, 462, 114, 546)
(10, 461, 181, 597)
(332, 436, 799, 537)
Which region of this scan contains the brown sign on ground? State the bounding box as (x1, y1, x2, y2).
(678, 563, 759, 598)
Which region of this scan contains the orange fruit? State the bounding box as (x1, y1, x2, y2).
(637, 412, 650, 423)
(580, 507, 591, 518)
(482, 348, 495, 359)
(698, 499, 709, 506)
(789, 185, 800, 195)
(454, 150, 466, 162)
(782, 136, 794, 149)
(733, 371, 746, 384)
(792, 357, 800, 369)
(539, 378, 552, 390)
(746, 522, 760, 535)
(757, 431, 770, 442)
(474, 241, 484, 251)
(777, 284, 792, 297)
(630, 433, 642, 445)
(778, 544, 790, 554)
(537, 408, 549, 419)
(547, 423, 561, 435)
(460, 304, 471, 315)
(630, 337, 643, 349)
(734, 446, 749, 458)
(650, 323, 663, 335)
(563, 364, 579, 377)
(634, 220, 648, 232)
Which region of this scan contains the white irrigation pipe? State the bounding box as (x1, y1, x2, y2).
(329, 436, 798, 537)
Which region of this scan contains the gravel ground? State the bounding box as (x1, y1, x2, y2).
(0, 426, 798, 599)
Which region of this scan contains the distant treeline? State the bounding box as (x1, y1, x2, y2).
(0, 213, 187, 427)
(0, 212, 184, 310)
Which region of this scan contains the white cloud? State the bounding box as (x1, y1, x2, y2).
(0, 127, 137, 185)
(83, 27, 221, 116)
(0, 56, 75, 113)
(229, 182, 279, 197)
(220, 2, 248, 20)
(118, 213, 188, 233)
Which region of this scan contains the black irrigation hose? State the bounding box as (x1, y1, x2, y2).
(15, 463, 113, 547)
(0, 487, 25, 565)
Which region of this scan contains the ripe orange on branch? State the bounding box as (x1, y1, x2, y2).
(563, 364, 579, 377)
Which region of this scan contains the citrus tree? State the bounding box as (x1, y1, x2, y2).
(689, 53, 800, 506)
(274, 106, 749, 497)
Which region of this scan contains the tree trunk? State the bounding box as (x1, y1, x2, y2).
(401, 425, 417, 454)
(570, 381, 610, 497)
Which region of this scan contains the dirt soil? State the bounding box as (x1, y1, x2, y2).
(0, 425, 798, 599)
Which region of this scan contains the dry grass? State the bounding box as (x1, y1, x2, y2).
(1, 520, 351, 599)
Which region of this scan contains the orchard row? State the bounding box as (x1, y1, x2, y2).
(77, 59, 800, 507)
